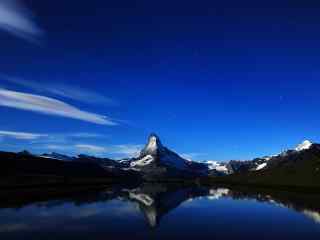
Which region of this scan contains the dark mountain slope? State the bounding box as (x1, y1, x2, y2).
(0, 151, 140, 187)
(203, 144, 320, 188)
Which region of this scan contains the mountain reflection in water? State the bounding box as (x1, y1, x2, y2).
(0, 184, 320, 240)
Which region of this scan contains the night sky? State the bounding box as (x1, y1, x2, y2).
(1, 0, 320, 161)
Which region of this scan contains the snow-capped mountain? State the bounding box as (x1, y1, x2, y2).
(128, 136, 318, 177)
(129, 134, 208, 178)
(131, 134, 188, 170)
(250, 140, 315, 171)
(206, 140, 317, 174)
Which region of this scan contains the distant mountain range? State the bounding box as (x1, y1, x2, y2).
(1, 134, 320, 188)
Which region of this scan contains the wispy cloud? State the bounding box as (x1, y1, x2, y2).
(0, 0, 43, 42)
(1, 76, 117, 106)
(0, 130, 107, 143)
(28, 132, 108, 145)
(0, 88, 117, 125)
(0, 130, 47, 140)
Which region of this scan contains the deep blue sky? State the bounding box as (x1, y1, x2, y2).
(0, 0, 320, 161)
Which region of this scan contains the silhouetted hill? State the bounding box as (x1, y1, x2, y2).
(0, 151, 140, 187)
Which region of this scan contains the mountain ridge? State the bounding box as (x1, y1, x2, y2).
(1, 134, 319, 188)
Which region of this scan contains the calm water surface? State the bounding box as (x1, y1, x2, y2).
(0, 184, 320, 240)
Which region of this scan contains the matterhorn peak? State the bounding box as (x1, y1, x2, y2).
(140, 133, 164, 157)
(295, 140, 313, 152)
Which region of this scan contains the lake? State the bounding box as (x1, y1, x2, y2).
(0, 184, 319, 240)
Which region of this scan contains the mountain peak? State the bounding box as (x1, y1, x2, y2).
(140, 133, 164, 156)
(133, 134, 195, 173)
(295, 140, 313, 152)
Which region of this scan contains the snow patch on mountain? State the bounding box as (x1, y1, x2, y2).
(206, 161, 228, 173)
(130, 155, 154, 167)
(215, 165, 228, 173)
(206, 161, 219, 170)
(256, 162, 267, 171)
(295, 140, 313, 152)
(140, 134, 164, 157)
(144, 135, 159, 154)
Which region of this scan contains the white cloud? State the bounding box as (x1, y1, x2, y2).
(0, 88, 117, 125)
(1, 76, 117, 106)
(0, 130, 47, 140)
(0, 0, 43, 42)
